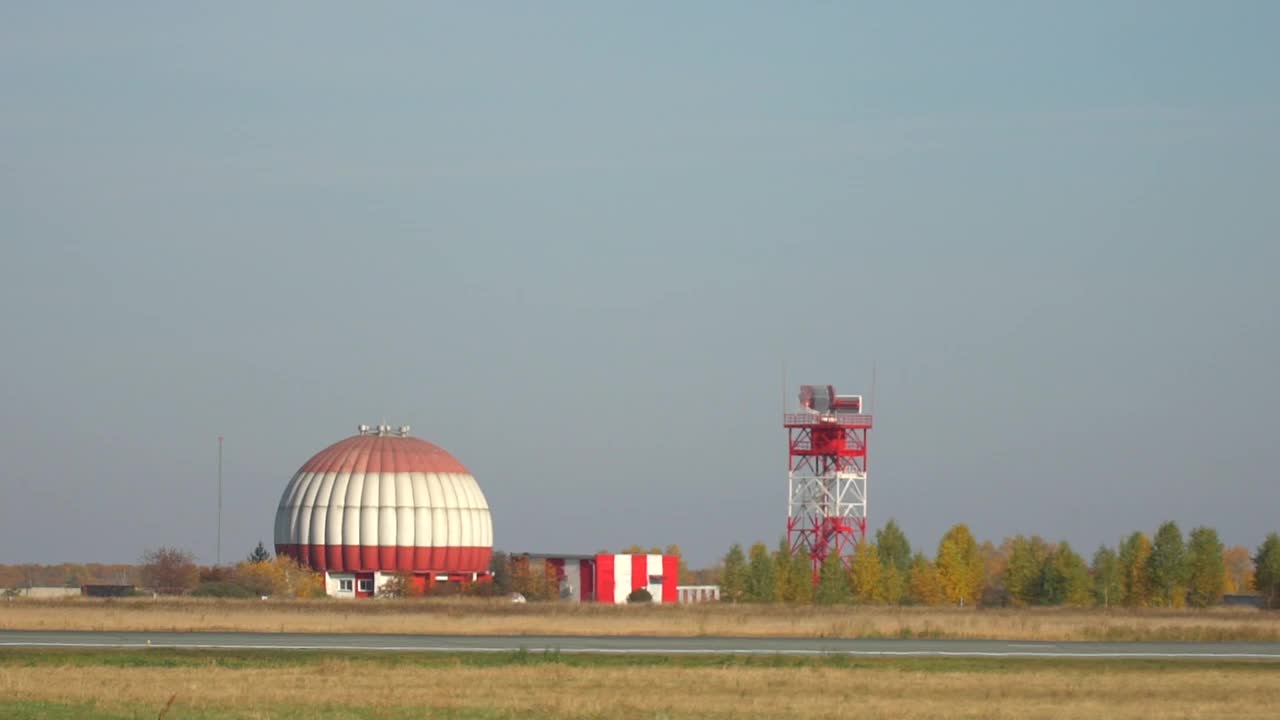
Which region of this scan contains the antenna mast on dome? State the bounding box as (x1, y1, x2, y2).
(358, 423, 411, 437)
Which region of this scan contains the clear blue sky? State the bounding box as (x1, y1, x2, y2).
(2, 2, 1277, 567)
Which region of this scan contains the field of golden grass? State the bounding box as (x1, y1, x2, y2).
(0, 650, 1275, 719)
(2, 596, 1278, 642)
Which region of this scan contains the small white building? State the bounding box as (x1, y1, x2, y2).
(677, 585, 721, 603)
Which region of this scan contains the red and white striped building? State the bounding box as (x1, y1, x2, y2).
(529, 553, 678, 604)
(274, 424, 492, 598)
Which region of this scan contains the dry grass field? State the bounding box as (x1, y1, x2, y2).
(2, 596, 1278, 642)
(0, 649, 1275, 719)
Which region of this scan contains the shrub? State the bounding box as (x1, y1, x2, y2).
(191, 581, 255, 598)
(627, 587, 653, 604)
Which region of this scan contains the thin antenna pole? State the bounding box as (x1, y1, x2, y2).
(781, 360, 788, 416)
(217, 435, 223, 566)
(870, 361, 878, 415)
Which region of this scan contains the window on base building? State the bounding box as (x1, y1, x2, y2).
(338, 579, 353, 592)
(357, 579, 373, 593)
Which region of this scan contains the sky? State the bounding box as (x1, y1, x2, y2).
(1, 2, 1277, 569)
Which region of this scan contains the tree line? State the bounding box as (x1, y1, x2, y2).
(716, 521, 1280, 609)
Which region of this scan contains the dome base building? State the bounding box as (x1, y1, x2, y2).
(275, 424, 493, 598)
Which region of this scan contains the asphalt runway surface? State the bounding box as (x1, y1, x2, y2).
(1, 630, 1278, 660)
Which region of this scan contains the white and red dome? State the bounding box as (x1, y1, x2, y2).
(274, 426, 493, 574)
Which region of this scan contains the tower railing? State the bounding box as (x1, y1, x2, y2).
(783, 413, 873, 428)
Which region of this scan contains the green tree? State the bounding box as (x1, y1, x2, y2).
(247, 541, 272, 564)
(1253, 533, 1280, 609)
(1091, 545, 1124, 608)
(1037, 546, 1064, 605)
(879, 562, 905, 605)
(746, 542, 776, 602)
(907, 553, 946, 606)
(721, 544, 748, 603)
(1149, 521, 1189, 607)
(875, 519, 912, 575)
(1119, 532, 1154, 607)
(788, 549, 814, 604)
(1185, 527, 1225, 608)
(1048, 541, 1091, 607)
(772, 537, 794, 601)
(936, 524, 983, 606)
(815, 552, 849, 605)
(489, 551, 513, 595)
(773, 538, 812, 603)
(1004, 535, 1049, 606)
(849, 541, 883, 604)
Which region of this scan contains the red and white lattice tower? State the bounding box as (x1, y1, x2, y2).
(786, 385, 873, 582)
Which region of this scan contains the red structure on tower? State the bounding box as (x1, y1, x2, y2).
(785, 385, 873, 582)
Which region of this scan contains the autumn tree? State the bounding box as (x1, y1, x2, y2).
(1149, 521, 1189, 607)
(907, 553, 946, 606)
(1185, 526, 1226, 609)
(274, 556, 325, 598)
(509, 556, 555, 601)
(879, 561, 906, 605)
(231, 559, 284, 596)
(936, 524, 983, 606)
(849, 541, 883, 604)
(377, 572, 424, 599)
(720, 544, 748, 603)
(979, 540, 1008, 604)
(1091, 545, 1124, 608)
(140, 547, 199, 594)
(510, 554, 535, 599)
(746, 542, 776, 602)
(1253, 533, 1280, 609)
(815, 551, 849, 605)
(1004, 535, 1050, 606)
(1222, 545, 1253, 595)
(664, 544, 694, 585)
(1119, 532, 1153, 607)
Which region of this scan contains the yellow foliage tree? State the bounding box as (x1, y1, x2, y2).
(1119, 532, 1154, 608)
(879, 563, 905, 605)
(936, 524, 984, 606)
(1223, 545, 1253, 595)
(231, 560, 284, 596)
(274, 556, 325, 598)
(849, 541, 883, 604)
(908, 553, 946, 606)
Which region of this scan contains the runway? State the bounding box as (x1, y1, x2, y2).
(2, 630, 1278, 659)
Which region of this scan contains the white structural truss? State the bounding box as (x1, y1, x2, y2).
(788, 470, 867, 535)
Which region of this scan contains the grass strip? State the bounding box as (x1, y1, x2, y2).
(0, 699, 525, 720)
(0, 646, 1273, 674)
